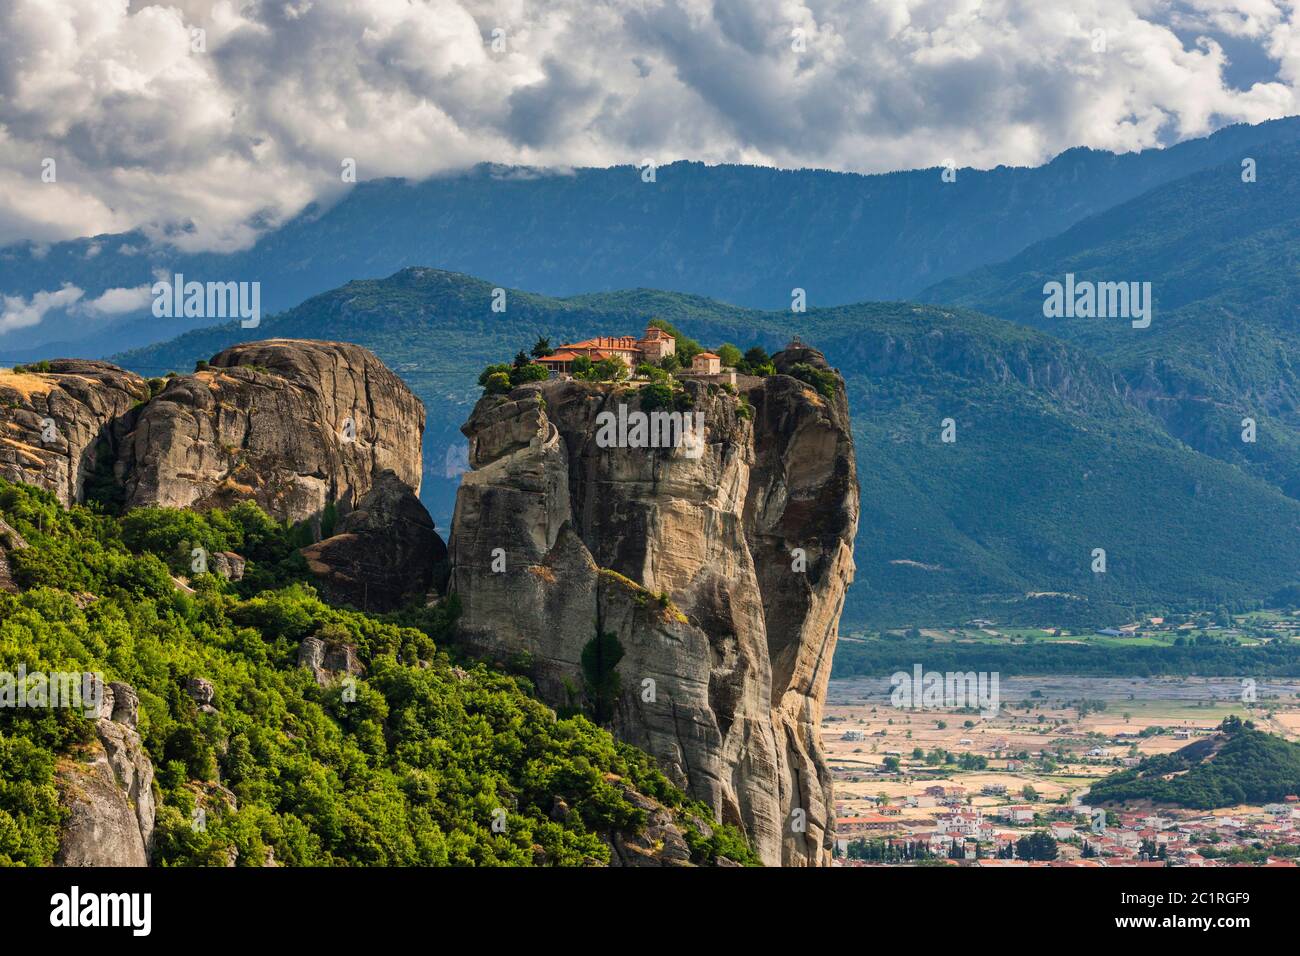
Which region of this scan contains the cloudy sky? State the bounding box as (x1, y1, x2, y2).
(0, 0, 1297, 252)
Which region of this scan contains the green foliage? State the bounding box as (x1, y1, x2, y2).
(478, 358, 547, 393)
(638, 381, 675, 412)
(832, 634, 1300, 680)
(576, 357, 628, 383)
(510, 363, 549, 386)
(717, 344, 743, 368)
(484, 371, 512, 395)
(0, 478, 755, 867)
(478, 363, 512, 387)
(0, 733, 61, 866)
(113, 500, 309, 593)
(1015, 831, 1058, 861)
(1270, 583, 1300, 609)
(320, 500, 339, 540)
(1087, 727, 1300, 809)
(789, 362, 838, 399)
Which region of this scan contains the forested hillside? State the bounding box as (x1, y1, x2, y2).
(922, 145, 1300, 498)
(1087, 719, 1300, 809)
(0, 479, 755, 866)
(5, 116, 1300, 360)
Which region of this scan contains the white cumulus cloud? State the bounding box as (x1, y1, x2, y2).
(82, 284, 153, 314)
(0, 284, 84, 332)
(0, 0, 1296, 252)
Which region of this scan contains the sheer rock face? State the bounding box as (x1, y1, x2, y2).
(119, 340, 425, 523)
(55, 682, 156, 867)
(449, 349, 858, 866)
(1, 342, 425, 528)
(301, 469, 445, 612)
(0, 360, 149, 506)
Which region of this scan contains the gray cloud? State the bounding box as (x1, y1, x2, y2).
(0, 0, 1295, 251)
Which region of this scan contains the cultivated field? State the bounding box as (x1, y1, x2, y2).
(823, 676, 1300, 820)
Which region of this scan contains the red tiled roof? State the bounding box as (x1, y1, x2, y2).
(564, 336, 639, 351)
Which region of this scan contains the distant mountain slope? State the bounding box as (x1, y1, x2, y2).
(6, 116, 1300, 358)
(1087, 724, 1300, 809)
(921, 143, 1300, 496)
(116, 268, 1300, 628)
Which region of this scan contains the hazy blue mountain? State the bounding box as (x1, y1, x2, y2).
(116, 268, 1300, 628)
(5, 116, 1300, 359)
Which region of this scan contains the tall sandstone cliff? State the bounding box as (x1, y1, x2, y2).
(449, 347, 858, 865)
(120, 340, 424, 522)
(0, 340, 424, 525)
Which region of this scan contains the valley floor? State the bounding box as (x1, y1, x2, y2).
(823, 675, 1300, 867)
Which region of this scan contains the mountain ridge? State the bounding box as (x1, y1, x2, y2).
(109, 268, 1300, 627)
(921, 142, 1300, 498)
(6, 115, 1300, 359)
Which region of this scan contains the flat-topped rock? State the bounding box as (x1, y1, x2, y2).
(118, 339, 425, 524)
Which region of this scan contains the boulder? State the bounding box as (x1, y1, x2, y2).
(1, 343, 425, 531)
(301, 470, 446, 612)
(297, 633, 364, 686)
(185, 676, 217, 714)
(209, 551, 245, 581)
(118, 340, 424, 523)
(55, 681, 156, 867)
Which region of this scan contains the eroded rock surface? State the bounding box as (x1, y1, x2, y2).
(603, 786, 695, 867)
(55, 681, 157, 867)
(0, 515, 27, 593)
(301, 469, 445, 611)
(2, 342, 425, 529)
(298, 633, 365, 686)
(449, 347, 857, 866)
(120, 340, 424, 523)
(0, 360, 149, 506)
